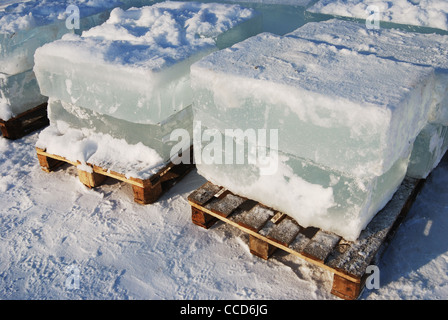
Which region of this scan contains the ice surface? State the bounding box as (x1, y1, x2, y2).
(179, 0, 312, 35)
(407, 123, 448, 179)
(288, 19, 448, 125)
(307, 0, 448, 32)
(191, 33, 435, 178)
(0, 69, 47, 120)
(0, 0, 121, 75)
(195, 125, 411, 241)
(34, 2, 261, 125)
(46, 98, 193, 162)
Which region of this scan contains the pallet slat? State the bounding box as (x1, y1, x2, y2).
(266, 217, 301, 247)
(231, 203, 275, 232)
(302, 230, 341, 263)
(188, 182, 223, 206)
(208, 193, 246, 218)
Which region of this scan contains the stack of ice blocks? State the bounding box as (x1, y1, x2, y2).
(34, 1, 261, 179)
(288, 19, 448, 179)
(0, 0, 121, 122)
(190, 29, 437, 241)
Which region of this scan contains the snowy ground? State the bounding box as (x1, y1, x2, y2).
(0, 129, 447, 300)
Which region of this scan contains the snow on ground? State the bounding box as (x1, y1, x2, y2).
(0, 130, 447, 300)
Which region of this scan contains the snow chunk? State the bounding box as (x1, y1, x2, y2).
(37, 124, 165, 180)
(308, 0, 448, 31)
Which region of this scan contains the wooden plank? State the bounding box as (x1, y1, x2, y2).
(249, 235, 278, 260)
(302, 230, 341, 263)
(231, 203, 275, 232)
(208, 193, 247, 218)
(331, 274, 363, 300)
(266, 217, 301, 247)
(289, 233, 313, 253)
(36, 148, 79, 168)
(77, 168, 107, 188)
(192, 206, 218, 229)
(0, 103, 48, 139)
(187, 182, 223, 206)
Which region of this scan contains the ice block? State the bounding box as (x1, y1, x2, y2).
(191, 33, 435, 178)
(0, 0, 122, 75)
(46, 98, 193, 162)
(407, 123, 448, 179)
(34, 1, 262, 125)
(288, 19, 448, 126)
(191, 0, 312, 35)
(0, 69, 47, 121)
(307, 0, 448, 32)
(194, 124, 411, 241)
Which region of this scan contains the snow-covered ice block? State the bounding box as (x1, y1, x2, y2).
(46, 98, 193, 162)
(407, 123, 448, 179)
(194, 125, 411, 241)
(0, 69, 47, 121)
(191, 33, 435, 178)
(0, 0, 121, 75)
(34, 1, 261, 125)
(307, 0, 448, 32)
(288, 19, 448, 126)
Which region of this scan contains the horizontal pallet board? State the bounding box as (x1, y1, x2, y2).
(188, 177, 425, 299)
(0, 103, 49, 140)
(37, 146, 194, 205)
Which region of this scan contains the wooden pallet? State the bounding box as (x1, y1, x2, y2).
(36, 146, 194, 205)
(0, 102, 49, 140)
(187, 177, 425, 300)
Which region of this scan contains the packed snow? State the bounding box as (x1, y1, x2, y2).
(308, 0, 448, 31)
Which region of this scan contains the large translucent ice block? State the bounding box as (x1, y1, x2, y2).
(191, 33, 435, 178)
(0, 69, 47, 121)
(407, 123, 448, 179)
(307, 0, 448, 32)
(194, 125, 411, 241)
(46, 98, 193, 163)
(34, 2, 262, 125)
(288, 19, 448, 126)
(0, 0, 121, 76)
